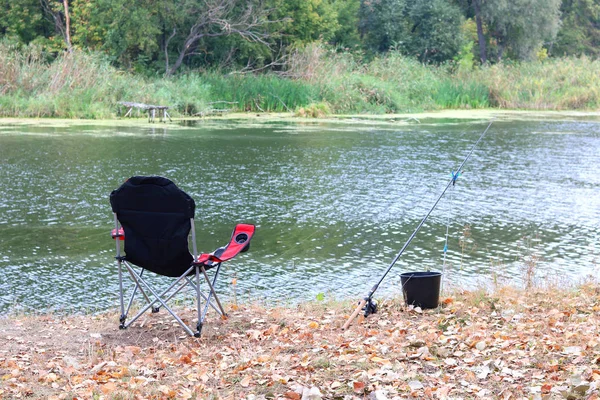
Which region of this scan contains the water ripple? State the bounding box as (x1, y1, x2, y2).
(0, 119, 599, 313)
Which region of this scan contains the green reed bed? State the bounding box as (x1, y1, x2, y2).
(298, 51, 488, 113)
(1, 42, 599, 119)
(473, 57, 600, 109)
(434, 80, 490, 109)
(202, 73, 319, 113)
(0, 44, 142, 118)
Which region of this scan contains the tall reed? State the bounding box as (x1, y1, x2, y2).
(1, 41, 599, 119)
(473, 57, 600, 109)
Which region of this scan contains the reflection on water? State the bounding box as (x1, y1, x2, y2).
(0, 119, 599, 313)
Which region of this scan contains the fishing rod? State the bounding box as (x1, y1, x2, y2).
(342, 120, 494, 330)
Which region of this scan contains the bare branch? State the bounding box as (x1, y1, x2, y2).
(165, 0, 286, 76)
(40, 0, 70, 50)
(228, 55, 287, 75)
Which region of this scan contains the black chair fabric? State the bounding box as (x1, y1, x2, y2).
(110, 176, 196, 277)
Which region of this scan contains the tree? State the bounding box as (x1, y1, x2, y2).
(480, 0, 561, 61)
(359, 0, 409, 52)
(405, 0, 466, 63)
(471, 0, 487, 63)
(40, 0, 73, 51)
(270, 0, 339, 46)
(165, 0, 279, 76)
(359, 0, 465, 63)
(330, 0, 361, 49)
(70, 0, 161, 68)
(554, 0, 600, 57)
(0, 0, 50, 44)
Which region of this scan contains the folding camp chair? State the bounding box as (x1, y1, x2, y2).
(110, 176, 255, 337)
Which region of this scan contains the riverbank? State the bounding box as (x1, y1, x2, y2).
(2, 45, 600, 119)
(2, 283, 600, 399)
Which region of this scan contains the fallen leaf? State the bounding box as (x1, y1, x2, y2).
(257, 354, 270, 363)
(284, 391, 301, 400)
(240, 375, 251, 387)
(371, 356, 391, 365)
(125, 346, 141, 354)
(541, 383, 552, 393)
(353, 381, 365, 393)
(44, 373, 58, 383)
(100, 382, 117, 394)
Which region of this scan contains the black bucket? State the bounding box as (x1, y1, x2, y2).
(400, 271, 442, 309)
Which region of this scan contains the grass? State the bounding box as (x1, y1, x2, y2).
(1, 42, 600, 119)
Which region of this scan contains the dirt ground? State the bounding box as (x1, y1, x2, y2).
(2, 284, 600, 399)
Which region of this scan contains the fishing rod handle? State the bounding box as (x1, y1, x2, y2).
(342, 298, 367, 330)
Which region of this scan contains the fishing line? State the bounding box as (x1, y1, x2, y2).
(342, 120, 494, 329)
(441, 183, 454, 295)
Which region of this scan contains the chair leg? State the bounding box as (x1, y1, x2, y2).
(120, 267, 144, 329)
(124, 269, 157, 317)
(125, 266, 153, 305)
(118, 259, 126, 328)
(122, 263, 195, 330)
(196, 266, 202, 335)
(116, 261, 228, 338)
(185, 277, 223, 316)
(200, 265, 227, 317)
(125, 267, 195, 336)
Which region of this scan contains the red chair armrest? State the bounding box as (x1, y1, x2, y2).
(111, 228, 125, 240)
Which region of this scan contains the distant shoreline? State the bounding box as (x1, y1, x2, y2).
(1, 109, 600, 129)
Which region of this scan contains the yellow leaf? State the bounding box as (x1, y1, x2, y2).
(308, 321, 319, 329)
(371, 356, 391, 365)
(257, 355, 270, 363)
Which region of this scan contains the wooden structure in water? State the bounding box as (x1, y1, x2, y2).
(118, 102, 172, 123)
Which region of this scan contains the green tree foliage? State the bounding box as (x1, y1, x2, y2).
(405, 0, 466, 63)
(330, 0, 361, 49)
(359, 0, 465, 63)
(359, 0, 409, 52)
(70, 0, 161, 68)
(481, 0, 562, 61)
(1, 0, 599, 74)
(554, 0, 600, 57)
(272, 0, 340, 45)
(0, 0, 52, 44)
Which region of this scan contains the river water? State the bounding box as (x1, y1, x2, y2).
(0, 116, 599, 313)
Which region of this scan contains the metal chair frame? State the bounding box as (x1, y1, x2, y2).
(113, 214, 225, 337)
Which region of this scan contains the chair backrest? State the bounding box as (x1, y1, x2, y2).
(110, 176, 196, 277)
